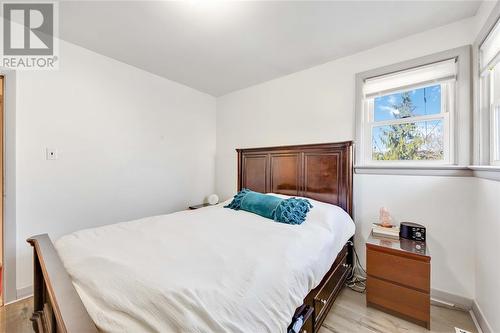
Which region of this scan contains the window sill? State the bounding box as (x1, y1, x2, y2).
(469, 165, 500, 181)
(468, 165, 500, 171)
(354, 165, 472, 177)
(355, 165, 500, 180)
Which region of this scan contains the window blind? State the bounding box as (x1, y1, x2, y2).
(480, 18, 500, 75)
(363, 58, 457, 97)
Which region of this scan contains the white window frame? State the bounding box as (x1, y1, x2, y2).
(355, 46, 472, 175)
(491, 105, 500, 166)
(362, 81, 455, 166)
(478, 15, 500, 166)
(489, 70, 500, 165)
(470, 2, 500, 180)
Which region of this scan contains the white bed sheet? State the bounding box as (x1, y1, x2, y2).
(55, 196, 355, 333)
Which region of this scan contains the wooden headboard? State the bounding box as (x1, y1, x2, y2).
(237, 142, 353, 216)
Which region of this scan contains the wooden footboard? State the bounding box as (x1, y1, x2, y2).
(27, 234, 98, 333)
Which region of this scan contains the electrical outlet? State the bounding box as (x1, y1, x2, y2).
(455, 328, 472, 333)
(46, 148, 57, 160)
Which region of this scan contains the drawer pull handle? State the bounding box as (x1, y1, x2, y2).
(320, 299, 327, 305)
(342, 263, 349, 268)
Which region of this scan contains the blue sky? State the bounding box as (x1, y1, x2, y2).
(374, 84, 441, 121)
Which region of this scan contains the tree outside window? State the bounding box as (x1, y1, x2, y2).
(371, 85, 444, 161)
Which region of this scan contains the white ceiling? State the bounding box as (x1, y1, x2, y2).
(59, 1, 481, 96)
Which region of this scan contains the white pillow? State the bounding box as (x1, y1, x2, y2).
(267, 193, 354, 232)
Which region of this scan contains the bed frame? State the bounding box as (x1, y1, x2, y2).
(237, 142, 354, 333)
(27, 141, 353, 333)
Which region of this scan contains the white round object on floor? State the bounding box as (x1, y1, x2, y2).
(208, 194, 219, 205)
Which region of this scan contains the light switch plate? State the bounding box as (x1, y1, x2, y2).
(46, 148, 57, 160)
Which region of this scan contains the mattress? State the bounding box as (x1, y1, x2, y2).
(55, 195, 355, 333)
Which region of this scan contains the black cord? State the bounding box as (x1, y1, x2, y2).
(345, 241, 367, 293)
(353, 242, 366, 275)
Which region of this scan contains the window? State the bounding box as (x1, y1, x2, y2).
(360, 59, 456, 165)
(479, 18, 500, 165)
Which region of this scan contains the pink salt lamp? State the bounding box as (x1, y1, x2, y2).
(379, 207, 393, 227)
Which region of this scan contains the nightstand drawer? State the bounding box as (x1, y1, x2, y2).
(367, 247, 430, 292)
(367, 276, 430, 325)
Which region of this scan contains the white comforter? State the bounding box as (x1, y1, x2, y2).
(55, 196, 355, 333)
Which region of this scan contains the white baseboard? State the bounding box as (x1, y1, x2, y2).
(16, 285, 33, 299)
(472, 300, 493, 333)
(431, 288, 473, 311)
(430, 290, 493, 333)
(469, 308, 484, 333)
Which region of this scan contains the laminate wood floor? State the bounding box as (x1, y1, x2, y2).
(319, 288, 478, 333)
(0, 297, 32, 333)
(0, 288, 478, 333)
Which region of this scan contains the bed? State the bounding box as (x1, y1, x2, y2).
(27, 141, 354, 333)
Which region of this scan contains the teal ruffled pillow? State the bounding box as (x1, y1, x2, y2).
(225, 189, 313, 225)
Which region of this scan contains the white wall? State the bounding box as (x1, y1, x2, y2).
(14, 40, 216, 292)
(472, 2, 500, 332)
(474, 179, 500, 332)
(216, 18, 479, 298)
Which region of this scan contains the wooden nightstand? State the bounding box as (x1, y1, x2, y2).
(189, 203, 211, 210)
(366, 234, 431, 329)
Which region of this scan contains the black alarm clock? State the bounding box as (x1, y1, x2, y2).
(399, 222, 426, 242)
